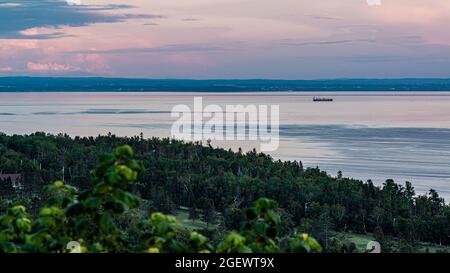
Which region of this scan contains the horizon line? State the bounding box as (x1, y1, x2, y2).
(2, 76, 450, 81)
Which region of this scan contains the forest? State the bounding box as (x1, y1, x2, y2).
(0, 132, 449, 253)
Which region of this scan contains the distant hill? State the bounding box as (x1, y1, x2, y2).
(2, 77, 450, 92)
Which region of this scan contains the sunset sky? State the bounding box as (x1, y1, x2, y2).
(1, 0, 450, 79)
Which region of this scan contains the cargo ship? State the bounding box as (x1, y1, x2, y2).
(313, 96, 333, 102)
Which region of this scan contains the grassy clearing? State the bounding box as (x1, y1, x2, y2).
(174, 208, 209, 230)
(332, 232, 374, 251)
(418, 243, 450, 253)
(333, 232, 450, 253)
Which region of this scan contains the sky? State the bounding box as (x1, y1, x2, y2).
(1, 0, 450, 79)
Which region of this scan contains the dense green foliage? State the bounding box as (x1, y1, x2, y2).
(0, 144, 321, 253)
(0, 132, 449, 252)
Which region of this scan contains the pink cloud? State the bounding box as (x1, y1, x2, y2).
(0, 40, 39, 53)
(75, 54, 110, 73)
(27, 62, 81, 72)
(0, 67, 13, 71)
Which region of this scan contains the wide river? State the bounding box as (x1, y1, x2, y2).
(1, 92, 450, 200)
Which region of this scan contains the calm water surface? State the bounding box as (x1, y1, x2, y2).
(1, 92, 450, 200)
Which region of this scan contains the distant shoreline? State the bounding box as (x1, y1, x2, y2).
(3, 77, 450, 92)
(4, 91, 450, 97)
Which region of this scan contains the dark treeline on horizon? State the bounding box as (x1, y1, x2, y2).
(2, 77, 450, 91)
